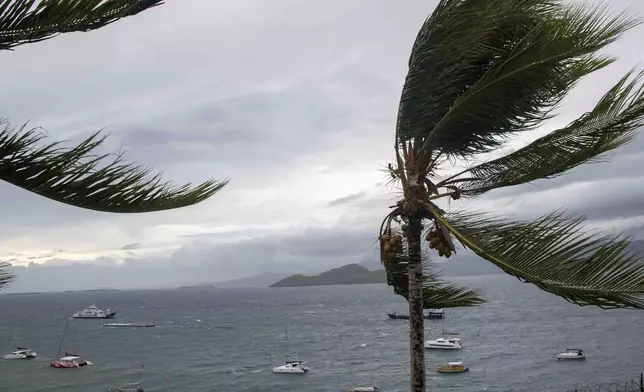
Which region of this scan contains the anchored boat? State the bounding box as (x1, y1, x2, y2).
(4, 348, 37, 360)
(50, 355, 92, 368)
(272, 325, 310, 374)
(556, 348, 586, 360)
(437, 361, 469, 373)
(424, 337, 462, 350)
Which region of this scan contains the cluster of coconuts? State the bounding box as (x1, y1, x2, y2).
(380, 233, 403, 262)
(426, 229, 453, 258)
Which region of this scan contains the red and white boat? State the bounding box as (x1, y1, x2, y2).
(50, 354, 92, 368)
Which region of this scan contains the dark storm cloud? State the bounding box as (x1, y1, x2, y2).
(478, 129, 644, 201)
(471, 176, 644, 223)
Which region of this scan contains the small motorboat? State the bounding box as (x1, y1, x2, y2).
(556, 348, 586, 360)
(426, 308, 444, 319)
(272, 360, 310, 374)
(107, 384, 144, 392)
(424, 337, 463, 350)
(437, 361, 469, 373)
(50, 355, 93, 368)
(4, 347, 37, 360)
(387, 310, 444, 320)
(350, 387, 379, 392)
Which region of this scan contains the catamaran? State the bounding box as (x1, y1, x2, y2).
(50, 315, 93, 368)
(272, 325, 309, 374)
(3, 321, 37, 360)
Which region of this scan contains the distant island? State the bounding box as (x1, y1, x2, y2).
(178, 284, 217, 290)
(270, 264, 386, 287)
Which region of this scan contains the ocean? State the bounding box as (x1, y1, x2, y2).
(1, 274, 643, 392)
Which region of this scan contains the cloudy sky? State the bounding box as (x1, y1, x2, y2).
(1, 0, 644, 292)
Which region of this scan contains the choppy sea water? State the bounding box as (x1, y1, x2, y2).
(1, 274, 644, 392)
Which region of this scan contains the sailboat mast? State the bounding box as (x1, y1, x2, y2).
(284, 325, 288, 363)
(56, 315, 69, 358)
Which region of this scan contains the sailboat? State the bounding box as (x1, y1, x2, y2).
(272, 325, 309, 374)
(424, 311, 463, 350)
(4, 321, 37, 360)
(555, 307, 585, 360)
(50, 315, 92, 368)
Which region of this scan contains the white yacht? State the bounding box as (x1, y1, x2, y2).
(4, 348, 37, 360)
(272, 360, 310, 374)
(424, 337, 463, 350)
(556, 348, 585, 360)
(71, 304, 116, 319)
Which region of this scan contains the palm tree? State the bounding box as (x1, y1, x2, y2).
(379, 1, 644, 391)
(0, 1, 228, 289)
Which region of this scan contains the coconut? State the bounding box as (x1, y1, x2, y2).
(393, 234, 403, 242)
(381, 234, 391, 242)
(384, 244, 391, 252)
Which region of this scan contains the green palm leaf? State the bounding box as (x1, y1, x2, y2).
(0, 261, 13, 290)
(439, 70, 644, 195)
(0, 120, 227, 212)
(431, 209, 644, 309)
(385, 252, 484, 309)
(0, 0, 163, 50)
(397, 0, 639, 162)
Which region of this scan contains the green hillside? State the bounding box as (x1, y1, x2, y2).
(269, 264, 386, 287)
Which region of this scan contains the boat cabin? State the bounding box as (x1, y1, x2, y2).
(566, 348, 584, 355)
(60, 355, 81, 363)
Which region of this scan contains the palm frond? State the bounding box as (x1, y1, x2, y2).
(0, 261, 13, 290)
(385, 252, 484, 308)
(432, 209, 644, 309)
(0, 120, 227, 212)
(397, 0, 639, 162)
(0, 0, 163, 50)
(441, 70, 644, 195)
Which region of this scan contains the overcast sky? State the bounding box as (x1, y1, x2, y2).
(2, 0, 644, 292)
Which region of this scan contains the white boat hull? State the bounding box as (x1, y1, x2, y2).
(4, 352, 37, 360)
(425, 343, 463, 350)
(272, 368, 307, 373)
(556, 353, 586, 360)
(272, 364, 310, 374)
(437, 367, 469, 373)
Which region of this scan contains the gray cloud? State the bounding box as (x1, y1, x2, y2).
(477, 133, 644, 201)
(121, 243, 142, 250)
(327, 192, 367, 207)
(6, 226, 382, 292)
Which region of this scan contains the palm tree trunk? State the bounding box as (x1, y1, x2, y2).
(407, 214, 425, 392)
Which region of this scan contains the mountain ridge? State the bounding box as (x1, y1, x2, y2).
(269, 264, 385, 287)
